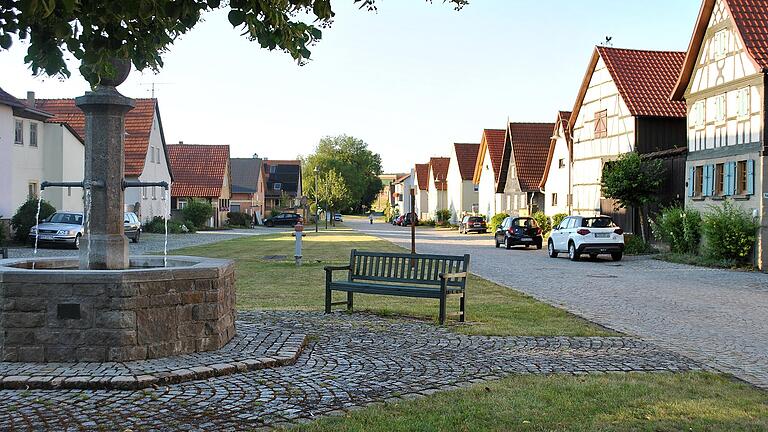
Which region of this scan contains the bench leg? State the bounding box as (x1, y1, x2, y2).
(459, 293, 466, 323)
(325, 287, 332, 314)
(347, 292, 354, 311)
(439, 295, 447, 325)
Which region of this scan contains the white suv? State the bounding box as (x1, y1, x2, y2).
(548, 215, 625, 261)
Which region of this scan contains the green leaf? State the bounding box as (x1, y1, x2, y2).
(228, 10, 245, 27)
(0, 33, 12, 49)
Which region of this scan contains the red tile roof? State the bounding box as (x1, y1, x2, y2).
(453, 143, 480, 181)
(35, 98, 159, 177)
(507, 123, 556, 192)
(596, 46, 687, 118)
(471, 128, 507, 185)
(429, 157, 450, 191)
(414, 164, 430, 190)
(539, 112, 572, 189)
(673, 0, 768, 99)
(168, 144, 229, 198)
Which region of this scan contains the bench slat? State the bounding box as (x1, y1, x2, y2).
(330, 282, 463, 298)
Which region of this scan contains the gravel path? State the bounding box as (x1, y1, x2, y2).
(348, 219, 768, 389)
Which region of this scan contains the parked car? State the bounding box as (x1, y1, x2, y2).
(263, 212, 302, 227)
(391, 216, 400, 225)
(28, 211, 84, 249)
(547, 215, 624, 261)
(459, 216, 487, 234)
(334, 213, 343, 222)
(494, 216, 543, 250)
(124, 212, 142, 243)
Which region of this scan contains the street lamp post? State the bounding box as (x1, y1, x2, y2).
(314, 166, 319, 233)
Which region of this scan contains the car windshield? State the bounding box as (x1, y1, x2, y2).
(47, 213, 83, 225)
(513, 218, 538, 228)
(582, 217, 615, 228)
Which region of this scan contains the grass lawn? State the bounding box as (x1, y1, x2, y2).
(286, 373, 767, 432)
(172, 228, 612, 337)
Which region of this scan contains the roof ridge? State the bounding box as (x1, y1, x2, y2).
(597, 45, 686, 55)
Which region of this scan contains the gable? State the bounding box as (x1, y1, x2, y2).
(472, 129, 506, 184)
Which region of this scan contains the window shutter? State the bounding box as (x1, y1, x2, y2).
(703, 165, 712, 196)
(724, 162, 733, 195)
(688, 167, 695, 197)
(746, 159, 755, 195)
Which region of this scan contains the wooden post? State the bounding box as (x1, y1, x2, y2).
(410, 187, 416, 255)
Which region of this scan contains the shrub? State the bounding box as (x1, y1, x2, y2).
(435, 209, 451, 224)
(650, 206, 702, 254)
(532, 211, 552, 236)
(142, 216, 193, 234)
(182, 199, 214, 229)
(418, 219, 436, 227)
(551, 213, 568, 229)
(489, 213, 509, 232)
(701, 200, 759, 262)
(623, 234, 654, 255)
(11, 198, 56, 242)
(227, 211, 251, 227)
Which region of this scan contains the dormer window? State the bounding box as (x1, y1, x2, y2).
(274, 182, 282, 190)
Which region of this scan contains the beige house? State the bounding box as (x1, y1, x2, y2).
(672, 0, 768, 270)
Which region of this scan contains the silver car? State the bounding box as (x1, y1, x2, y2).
(29, 212, 84, 249)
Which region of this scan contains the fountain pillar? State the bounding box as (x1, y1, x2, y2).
(76, 86, 135, 270)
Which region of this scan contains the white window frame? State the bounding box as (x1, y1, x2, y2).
(274, 182, 282, 191)
(152, 187, 157, 200)
(150, 146, 155, 162)
(713, 29, 728, 60)
(14, 120, 23, 145)
(29, 123, 38, 147)
(714, 94, 726, 125)
(28, 182, 38, 199)
(692, 100, 706, 129)
(178, 199, 188, 210)
(736, 87, 750, 119)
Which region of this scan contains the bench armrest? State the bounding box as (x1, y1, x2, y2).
(439, 271, 468, 280)
(324, 265, 351, 272)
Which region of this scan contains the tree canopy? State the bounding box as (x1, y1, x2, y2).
(0, 0, 468, 84)
(302, 135, 382, 212)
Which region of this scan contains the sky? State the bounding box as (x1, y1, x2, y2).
(0, 0, 703, 173)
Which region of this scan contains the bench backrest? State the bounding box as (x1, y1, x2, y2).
(348, 249, 470, 288)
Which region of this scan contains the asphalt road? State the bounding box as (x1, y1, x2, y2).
(348, 218, 768, 389)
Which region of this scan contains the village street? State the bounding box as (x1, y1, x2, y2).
(347, 218, 768, 389)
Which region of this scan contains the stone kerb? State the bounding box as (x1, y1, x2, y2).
(0, 256, 236, 362)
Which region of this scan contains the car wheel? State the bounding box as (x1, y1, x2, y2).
(505, 238, 512, 250)
(266, 221, 274, 227)
(131, 232, 140, 243)
(73, 234, 81, 250)
(568, 242, 580, 261)
(536, 241, 542, 250)
(547, 240, 558, 258)
(495, 238, 500, 248)
(611, 252, 623, 261)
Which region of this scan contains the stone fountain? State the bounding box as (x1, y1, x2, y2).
(0, 63, 236, 363)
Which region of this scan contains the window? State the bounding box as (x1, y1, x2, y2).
(14, 120, 23, 144)
(67, 187, 72, 197)
(551, 193, 558, 206)
(691, 100, 706, 129)
(594, 110, 608, 138)
(230, 203, 241, 213)
(269, 165, 276, 174)
(714, 94, 726, 124)
(714, 164, 724, 196)
(28, 182, 38, 199)
(713, 29, 728, 59)
(152, 187, 157, 200)
(178, 199, 187, 210)
(29, 123, 38, 147)
(274, 182, 282, 190)
(736, 87, 750, 118)
(156, 148, 161, 164)
(150, 146, 155, 162)
(141, 187, 147, 199)
(694, 165, 704, 196)
(473, 185, 479, 192)
(558, 158, 566, 169)
(736, 160, 748, 195)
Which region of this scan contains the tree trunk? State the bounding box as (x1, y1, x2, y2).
(637, 206, 647, 243)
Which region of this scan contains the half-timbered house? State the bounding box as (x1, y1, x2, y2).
(540, 111, 573, 216)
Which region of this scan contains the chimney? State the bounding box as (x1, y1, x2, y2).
(26, 91, 35, 108)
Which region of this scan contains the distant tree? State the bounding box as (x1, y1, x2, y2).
(0, 0, 467, 85)
(601, 152, 665, 242)
(278, 191, 294, 209)
(182, 198, 214, 229)
(11, 197, 56, 242)
(322, 169, 349, 226)
(302, 135, 383, 212)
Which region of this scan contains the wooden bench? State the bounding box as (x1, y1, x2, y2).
(324, 249, 470, 324)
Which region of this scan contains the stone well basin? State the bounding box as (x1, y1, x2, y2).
(0, 256, 236, 362)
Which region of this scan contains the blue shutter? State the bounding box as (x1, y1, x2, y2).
(703, 165, 712, 196)
(687, 167, 695, 197)
(746, 159, 755, 195)
(725, 162, 734, 196)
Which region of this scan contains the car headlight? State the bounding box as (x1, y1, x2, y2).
(30, 227, 37, 233)
(69, 230, 79, 235)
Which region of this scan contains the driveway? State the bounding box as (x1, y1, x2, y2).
(348, 219, 768, 389)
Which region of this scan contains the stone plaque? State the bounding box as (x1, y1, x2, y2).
(57, 304, 82, 320)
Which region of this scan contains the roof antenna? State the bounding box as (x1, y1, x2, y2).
(138, 82, 171, 98)
(602, 36, 613, 47)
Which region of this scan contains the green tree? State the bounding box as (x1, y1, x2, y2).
(181, 198, 214, 229)
(0, 0, 467, 85)
(11, 197, 56, 242)
(278, 191, 294, 209)
(302, 135, 383, 212)
(601, 152, 665, 242)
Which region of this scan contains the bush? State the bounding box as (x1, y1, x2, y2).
(418, 219, 436, 227)
(435, 209, 451, 224)
(11, 198, 56, 242)
(182, 199, 214, 229)
(489, 213, 509, 232)
(551, 213, 568, 229)
(0, 217, 5, 245)
(623, 234, 654, 255)
(701, 200, 759, 262)
(227, 211, 251, 227)
(650, 206, 702, 254)
(142, 216, 194, 234)
(532, 211, 552, 236)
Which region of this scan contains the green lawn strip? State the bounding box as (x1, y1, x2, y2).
(171, 228, 613, 337)
(285, 372, 767, 432)
(654, 252, 754, 271)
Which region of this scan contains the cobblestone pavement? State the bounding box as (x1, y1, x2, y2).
(4, 227, 287, 259)
(0, 320, 307, 390)
(0, 311, 698, 431)
(348, 219, 768, 389)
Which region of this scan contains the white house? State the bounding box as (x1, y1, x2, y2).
(447, 143, 480, 223)
(392, 173, 413, 216)
(37, 98, 173, 222)
(0, 89, 84, 224)
(570, 46, 688, 232)
(501, 122, 555, 216)
(472, 129, 508, 220)
(672, 0, 768, 270)
(427, 157, 449, 218)
(413, 163, 430, 219)
(540, 111, 573, 216)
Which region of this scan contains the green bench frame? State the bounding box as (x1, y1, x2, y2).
(324, 249, 470, 324)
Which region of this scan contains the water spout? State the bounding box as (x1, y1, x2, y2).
(32, 194, 42, 270)
(84, 187, 92, 261)
(163, 189, 169, 268)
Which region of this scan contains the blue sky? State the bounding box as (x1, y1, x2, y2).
(0, 0, 702, 172)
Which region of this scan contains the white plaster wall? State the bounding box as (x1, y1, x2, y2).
(477, 148, 497, 220)
(543, 134, 571, 216)
(10, 116, 44, 216)
(133, 115, 172, 221)
(59, 127, 85, 211)
(0, 105, 14, 218)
